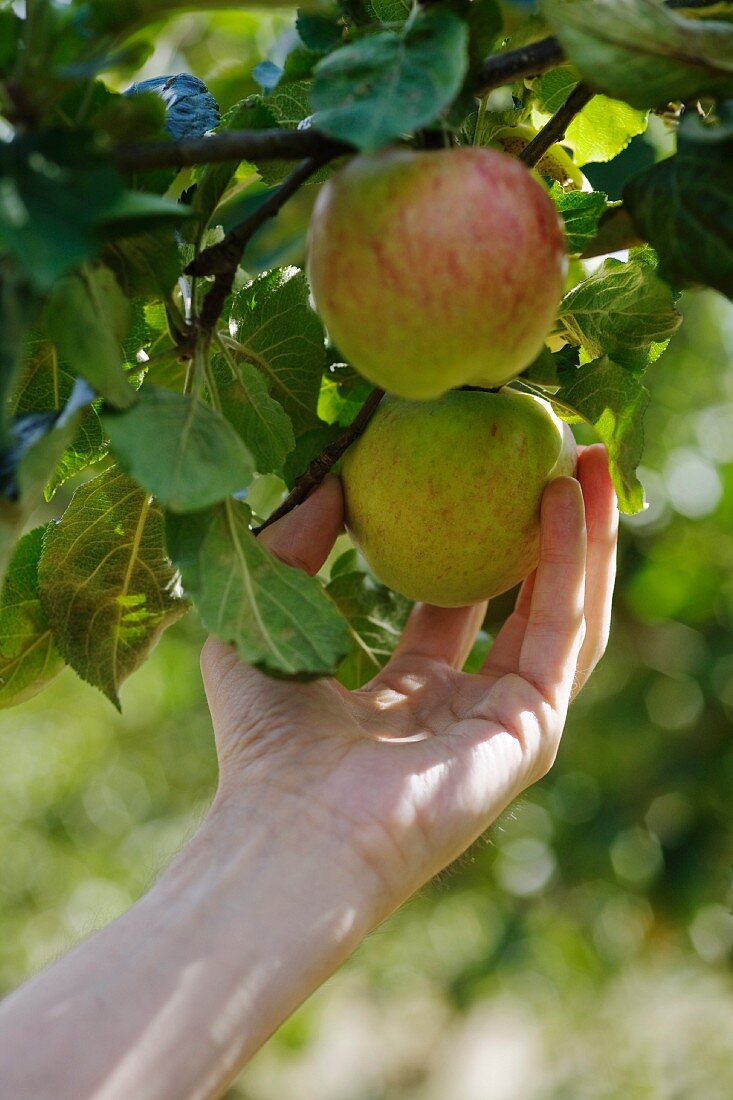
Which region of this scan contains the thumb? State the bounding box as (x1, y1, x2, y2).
(257, 473, 344, 575)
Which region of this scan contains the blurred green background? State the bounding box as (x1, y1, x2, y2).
(3, 10, 733, 1100)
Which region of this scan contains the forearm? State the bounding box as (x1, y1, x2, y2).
(0, 799, 376, 1100)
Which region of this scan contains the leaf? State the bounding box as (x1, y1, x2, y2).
(185, 100, 261, 241)
(38, 469, 186, 708)
(0, 526, 65, 709)
(166, 499, 350, 677)
(543, 0, 733, 110)
(550, 185, 608, 253)
(228, 268, 325, 434)
(532, 65, 648, 165)
(554, 356, 648, 513)
(104, 227, 182, 299)
(559, 255, 682, 370)
(466, 0, 503, 68)
(0, 271, 37, 450)
(44, 265, 136, 409)
(281, 423, 340, 489)
(0, 12, 20, 77)
(0, 386, 90, 591)
(623, 106, 733, 299)
(0, 133, 188, 291)
(86, 0, 301, 36)
(215, 358, 295, 474)
(296, 10, 345, 52)
(311, 9, 469, 151)
(326, 561, 410, 688)
(101, 385, 256, 512)
(124, 74, 220, 139)
(366, 0, 411, 22)
(14, 334, 109, 500)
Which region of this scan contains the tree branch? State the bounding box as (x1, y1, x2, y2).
(114, 36, 570, 174)
(519, 83, 594, 168)
(253, 388, 385, 535)
(474, 36, 565, 98)
(193, 156, 326, 334)
(114, 127, 348, 173)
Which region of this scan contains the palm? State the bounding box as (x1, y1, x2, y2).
(203, 446, 617, 909)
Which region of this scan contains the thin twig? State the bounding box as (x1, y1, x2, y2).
(193, 156, 326, 333)
(253, 388, 385, 535)
(519, 83, 594, 168)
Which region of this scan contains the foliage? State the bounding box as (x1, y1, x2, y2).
(0, 0, 731, 703)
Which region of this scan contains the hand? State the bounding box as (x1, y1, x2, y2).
(201, 445, 618, 926)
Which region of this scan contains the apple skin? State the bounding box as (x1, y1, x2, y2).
(341, 389, 576, 607)
(308, 148, 568, 401)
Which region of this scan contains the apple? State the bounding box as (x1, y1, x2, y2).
(341, 388, 576, 607)
(308, 147, 567, 401)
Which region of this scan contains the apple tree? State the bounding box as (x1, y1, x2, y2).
(0, 0, 731, 709)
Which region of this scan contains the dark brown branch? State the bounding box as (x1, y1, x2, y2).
(193, 156, 326, 333)
(474, 36, 565, 98)
(253, 388, 385, 535)
(115, 127, 348, 173)
(519, 83, 594, 168)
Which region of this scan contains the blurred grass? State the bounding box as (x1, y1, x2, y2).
(2, 11, 733, 1097)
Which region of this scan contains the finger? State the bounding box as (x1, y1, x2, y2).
(258, 474, 344, 576)
(572, 444, 618, 695)
(478, 571, 536, 683)
(390, 601, 487, 670)
(518, 476, 586, 710)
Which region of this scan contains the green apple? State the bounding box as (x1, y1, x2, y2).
(341, 388, 576, 607)
(308, 148, 568, 401)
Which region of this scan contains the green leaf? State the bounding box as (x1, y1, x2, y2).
(0, 526, 65, 709)
(0, 11, 20, 76)
(14, 334, 109, 500)
(104, 227, 182, 299)
(101, 385, 256, 512)
(281, 423, 340, 489)
(326, 562, 410, 688)
(551, 185, 608, 254)
(0, 397, 87, 592)
(214, 358, 295, 474)
(43, 265, 136, 409)
(554, 356, 648, 513)
(166, 498, 350, 677)
(267, 79, 314, 128)
(366, 0, 411, 22)
(228, 268, 325, 434)
(311, 9, 469, 151)
(532, 68, 648, 165)
(0, 271, 38, 450)
(86, 0, 301, 36)
(187, 99, 261, 240)
(566, 96, 648, 166)
(38, 469, 186, 708)
(623, 107, 733, 299)
(0, 134, 188, 291)
(559, 255, 682, 370)
(296, 10, 345, 52)
(467, 0, 503, 68)
(543, 0, 733, 110)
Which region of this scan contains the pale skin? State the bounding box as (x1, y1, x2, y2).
(0, 444, 618, 1100)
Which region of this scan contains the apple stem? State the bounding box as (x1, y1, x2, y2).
(253, 388, 385, 535)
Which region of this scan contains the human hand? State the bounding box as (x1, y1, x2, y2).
(201, 445, 618, 927)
